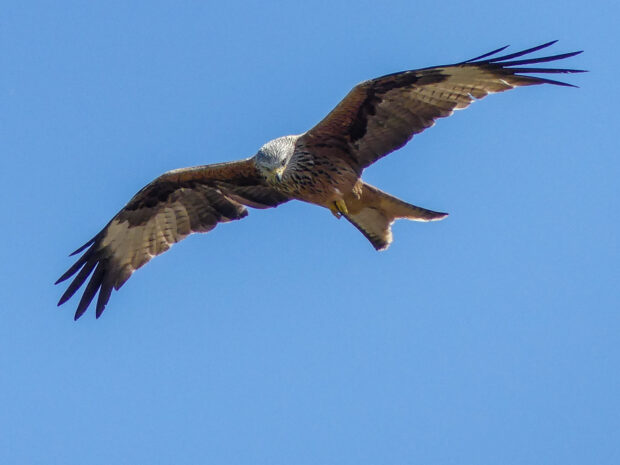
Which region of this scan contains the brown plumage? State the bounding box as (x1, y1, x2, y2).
(57, 41, 584, 319)
(56, 159, 289, 319)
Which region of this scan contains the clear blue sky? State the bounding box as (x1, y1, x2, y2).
(2, 1, 618, 464)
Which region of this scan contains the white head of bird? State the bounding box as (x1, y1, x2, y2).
(255, 135, 298, 182)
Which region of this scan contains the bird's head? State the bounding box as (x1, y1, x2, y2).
(255, 135, 299, 183)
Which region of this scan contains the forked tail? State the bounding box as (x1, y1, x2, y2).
(343, 183, 447, 250)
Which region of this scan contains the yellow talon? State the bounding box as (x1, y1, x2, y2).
(335, 199, 348, 215)
(329, 204, 340, 218)
(329, 199, 348, 218)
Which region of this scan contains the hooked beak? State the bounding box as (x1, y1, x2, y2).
(274, 167, 285, 182)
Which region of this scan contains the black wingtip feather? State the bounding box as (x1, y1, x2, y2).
(462, 45, 510, 63)
(55, 250, 92, 285)
(95, 273, 114, 319)
(73, 262, 105, 320)
(527, 77, 579, 87)
(499, 50, 583, 67)
(506, 67, 586, 74)
(57, 258, 98, 306)
(70, 236, 97, 256)
(95, 289, 111, 319)
(485, 40, 559, 63)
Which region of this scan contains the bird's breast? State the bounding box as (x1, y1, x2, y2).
(279, 151, 359, 206)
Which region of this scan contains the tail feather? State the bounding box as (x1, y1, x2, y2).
(344, 183, 447, 250)
(344, 209, 394, 251)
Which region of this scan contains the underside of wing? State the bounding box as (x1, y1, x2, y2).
(299, 41, 585, 170)
(56, 158, 290, 319)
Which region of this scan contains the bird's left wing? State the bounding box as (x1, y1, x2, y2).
(56, 158, 289, 319)
(297, 41, 584, 171)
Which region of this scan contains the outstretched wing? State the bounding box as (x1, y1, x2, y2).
(297, 41, 585, 170)
(56, 158, 289, 320)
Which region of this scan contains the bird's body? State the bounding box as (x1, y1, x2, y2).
(257, 133, 446, 243)
(56, 41, 584, 319)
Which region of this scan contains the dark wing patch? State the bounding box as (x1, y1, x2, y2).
(56, 158, 290, 320)
(299, 40, 584, 170)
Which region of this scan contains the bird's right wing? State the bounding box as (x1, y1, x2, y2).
(56, 157, 290, 320)
(298, 41, 584, 171)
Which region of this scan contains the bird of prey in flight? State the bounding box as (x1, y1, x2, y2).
(56, 41, 584, 319)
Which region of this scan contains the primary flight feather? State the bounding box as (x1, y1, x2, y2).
(56, 41, 584, 319)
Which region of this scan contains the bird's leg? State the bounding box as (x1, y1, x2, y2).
(329, 199, 349, 218)
(352, 180, 363, 199)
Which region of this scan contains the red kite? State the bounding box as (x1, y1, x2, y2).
(57, 41, 584, 319)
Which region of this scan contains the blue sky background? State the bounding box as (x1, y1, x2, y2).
(2, 1, 618, 464)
